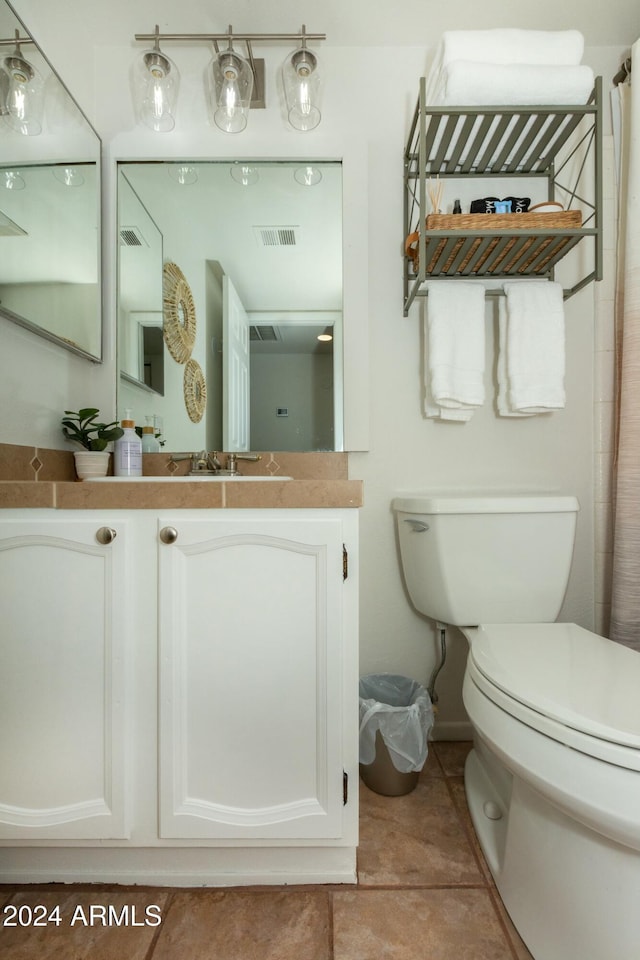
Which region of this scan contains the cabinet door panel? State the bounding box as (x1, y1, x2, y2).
(0, 519, 130, 839)
(158, 517, 344, 840)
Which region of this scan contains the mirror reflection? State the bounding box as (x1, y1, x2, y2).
(117, 160, 343, 452)
(0, 0, 102, 360)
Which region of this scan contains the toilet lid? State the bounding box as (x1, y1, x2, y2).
(469, 623, 640, 751)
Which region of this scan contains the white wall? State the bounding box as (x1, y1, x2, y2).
(3, 0, 633, 733)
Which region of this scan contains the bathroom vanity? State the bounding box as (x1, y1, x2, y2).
(0, 475, 361, 885)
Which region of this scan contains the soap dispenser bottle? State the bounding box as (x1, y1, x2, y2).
(141, 415, 160, 454)
(114, 410, 142, 477)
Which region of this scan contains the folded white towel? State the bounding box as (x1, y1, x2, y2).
(501, 281, 566, 414)
(437, 29, 585, 68)
(424, 281, 486, 421)
(434, 62, 595, 107)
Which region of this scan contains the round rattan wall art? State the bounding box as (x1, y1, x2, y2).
(183, 358, 207, 423)
(163, 261, 196, 364)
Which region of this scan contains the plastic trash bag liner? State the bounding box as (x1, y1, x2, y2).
(359, 674, 434, 774)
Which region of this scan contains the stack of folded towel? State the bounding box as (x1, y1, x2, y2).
(424, 281, 486, 421)
(497, 281, 566, 416)
(425, 29, 594, 106)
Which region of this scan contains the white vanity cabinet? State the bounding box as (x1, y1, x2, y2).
(0, 516, 131, 840)
(157, 514, 352, 840)
(0, 507, 359, 882)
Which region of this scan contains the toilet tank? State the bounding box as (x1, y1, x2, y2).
(392, 495, 579, 626)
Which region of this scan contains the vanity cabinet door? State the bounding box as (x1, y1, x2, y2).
(157, 513, 349, 840)
(0, 516, 130, 840)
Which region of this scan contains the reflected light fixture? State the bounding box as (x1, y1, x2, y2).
(294, 165, 323, 186)
(230, 163, 259, 186)
(282, 27, 321, 131)
(53, 165, 85, 187)
(168, 163, 198, 185)
(132, 25, 325, 134)
(2, 169, 25, 190)
(132, 26, 179, 132)
(317, 326, 333, 342)
(1, 30, 44, 136)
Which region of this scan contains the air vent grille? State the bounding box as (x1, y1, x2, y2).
(254, 226, 299, 247)
(250, 325, 279, 342)
(119, 226, 147, 247)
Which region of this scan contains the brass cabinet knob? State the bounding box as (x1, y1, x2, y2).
(96, 526, 117, 545)
(159, 526, 178, 544)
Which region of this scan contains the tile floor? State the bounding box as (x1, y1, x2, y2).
(0, 742, 533, 959)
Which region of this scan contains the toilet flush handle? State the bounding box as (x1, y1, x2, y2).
(404, 518, 429, 533)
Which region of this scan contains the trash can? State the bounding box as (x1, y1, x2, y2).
(359, 674, 434, 796)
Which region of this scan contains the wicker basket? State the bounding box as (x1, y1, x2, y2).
(406, 211, 582, 276)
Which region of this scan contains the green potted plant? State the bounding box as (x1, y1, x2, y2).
(61, 408, 124, 480)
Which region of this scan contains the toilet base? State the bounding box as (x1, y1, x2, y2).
(465, 735, 640, 960)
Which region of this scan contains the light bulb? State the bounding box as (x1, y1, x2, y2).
(211, 49, 253, 134)
(283, 47, 321, 132)
(3, 53, 44, 136)
(136, 49, 179, 133)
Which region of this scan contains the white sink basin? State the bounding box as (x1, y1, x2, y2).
(86, 475, 292, 482)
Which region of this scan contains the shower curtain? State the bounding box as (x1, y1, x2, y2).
(610, 39, 640, 649)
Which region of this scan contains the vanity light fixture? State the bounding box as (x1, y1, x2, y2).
(282, 28, 321, 132)
(132, 24, 325, 133)
(131, 26, 180, 132)
(0, 30, 44, 136)
(210, 31, 253, 133)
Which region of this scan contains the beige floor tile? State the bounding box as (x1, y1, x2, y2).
(152, 888, 330, 960)
(0, 889, 169, 960)
(357, 776, 483, 886)
(432, 740, 473, 777)
(333, 888, 515, 960)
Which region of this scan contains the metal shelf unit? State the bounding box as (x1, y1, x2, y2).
(403, 76, 603, 316)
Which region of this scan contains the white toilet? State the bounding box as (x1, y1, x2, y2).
(392, 493, 640, 960)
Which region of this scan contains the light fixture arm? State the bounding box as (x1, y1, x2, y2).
(0, 29, 34, 49)
(135, 27, 325, 45)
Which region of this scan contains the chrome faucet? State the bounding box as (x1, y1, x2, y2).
(169, 451, 261, 476)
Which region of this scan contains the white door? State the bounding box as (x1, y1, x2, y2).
(157, 515, 346, 840)
(0, 517, 130, 840)
(222, 274, 250, 451)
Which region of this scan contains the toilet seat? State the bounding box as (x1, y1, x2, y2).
(464, 623, 640, 772)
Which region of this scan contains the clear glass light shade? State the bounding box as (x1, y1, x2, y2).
(282, 47, 321, 131)
(211, 49, 253, 134)
(133, 48, 179, 133)
(2, 54, 44, 136)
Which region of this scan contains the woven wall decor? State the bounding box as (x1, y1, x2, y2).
(163, 261, 196, 364)
(183, 358, 207, 423)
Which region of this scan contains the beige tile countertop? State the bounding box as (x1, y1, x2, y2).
(0, 479, 363, 510)
(0, 447, 363, 509)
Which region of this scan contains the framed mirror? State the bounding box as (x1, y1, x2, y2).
(117, 160, 343, 452)
(0, 0, 102, 361)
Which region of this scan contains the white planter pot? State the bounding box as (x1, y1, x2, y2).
(74, 451, 110, 480)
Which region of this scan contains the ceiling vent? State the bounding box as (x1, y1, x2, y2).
(119, 225, 148, 247)
(253, 225, 299, 247)
(250, 325, 280, 342)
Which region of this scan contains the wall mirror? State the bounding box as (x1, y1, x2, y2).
(0, 0, 102, 360)
(117, 160, 343, 452)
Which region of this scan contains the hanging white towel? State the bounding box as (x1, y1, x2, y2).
(496, 299, 533, 417)
(500, 281, 566, 414)
(424, 281, 486, 421)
